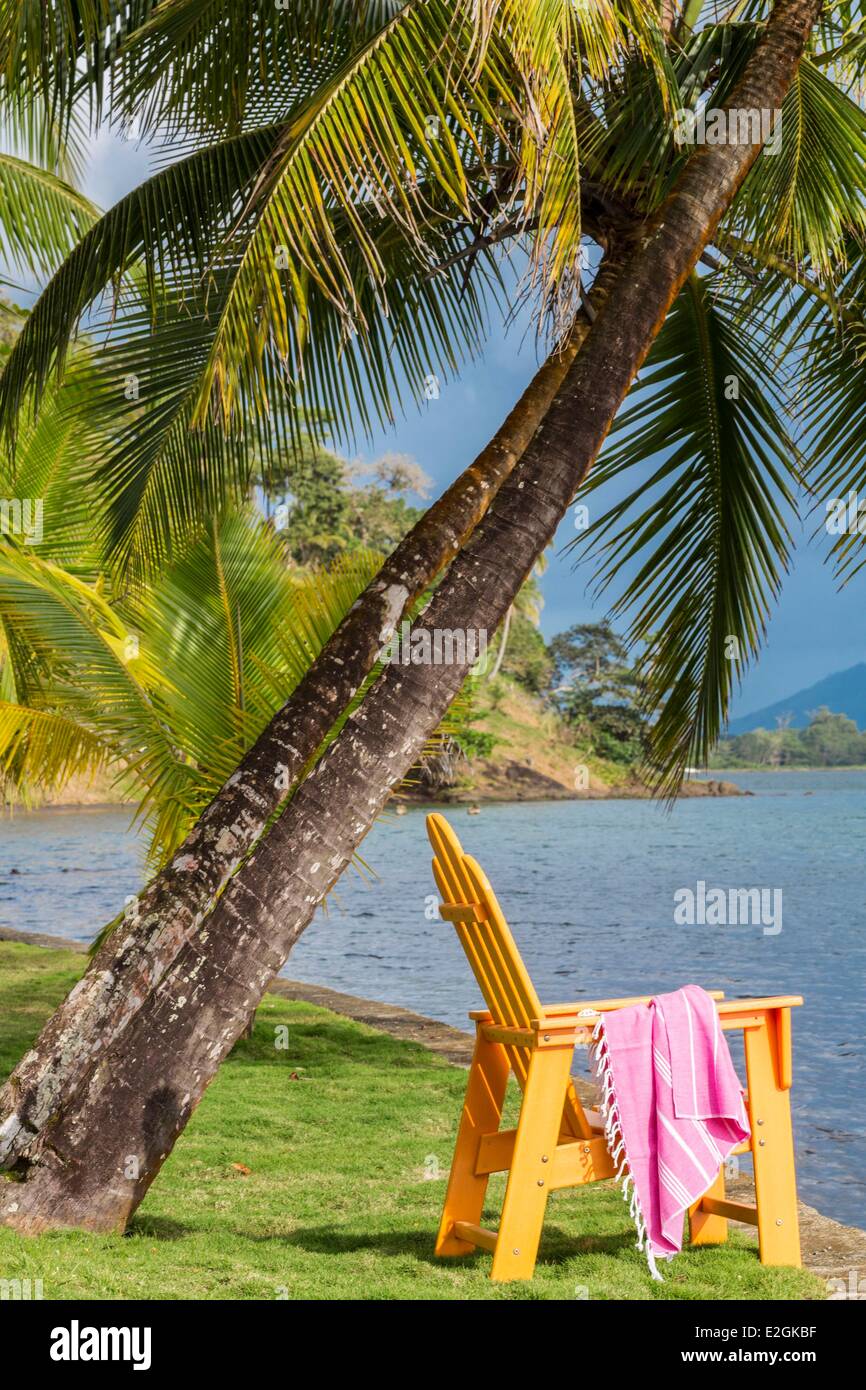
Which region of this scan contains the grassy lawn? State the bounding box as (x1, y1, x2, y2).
(0, 942, 823, 1301)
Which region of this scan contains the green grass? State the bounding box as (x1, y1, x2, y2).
(0, 942, 823, 1301)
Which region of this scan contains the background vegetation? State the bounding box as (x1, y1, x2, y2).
(711, 708, 866, 768)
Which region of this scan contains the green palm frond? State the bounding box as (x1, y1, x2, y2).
(0, 99, 90, 184)
(109, 0, 399, 139)
(569, 273, 800, 794)
(0, 1, 154, 131)
(67, 281, 271, 579)
(0, 124, 282, 436)
(126, 510, 306, 783)
(178, 0, 575, 438)
(122, 508, 311, 858)
(710, 228, 866, 583)
(582, 20, 866, 290)
(19, 215, 495, 580)
(0, 498, 390, 863)
(812, 2, 866, 91)
(0, 547, 185, 816)
(804, 329, 866, 582)
(575, 19, 756, 216)
(0, 111, 504, 582)
(0, 150, 98, 278)
(0, 702, 107, 798)
(0, 5, 512, 447)
(0, 363, 106, 569)
(0, 0, 663, 452)
(575, 33, 679, 210)
(786, 234, 866, 581)
(721, 56, 866, 280)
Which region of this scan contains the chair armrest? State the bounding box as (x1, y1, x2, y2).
(715, 997, 801, 1090)
(716, 996, 802, 1014)
(543, 989, 726, 1018)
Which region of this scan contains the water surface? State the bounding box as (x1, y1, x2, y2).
(1, 771, 863, 1228)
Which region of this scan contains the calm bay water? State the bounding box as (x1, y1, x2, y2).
(1, 770, 864, 1229)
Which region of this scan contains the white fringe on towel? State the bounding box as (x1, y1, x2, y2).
(591, 1016, 664, 1282)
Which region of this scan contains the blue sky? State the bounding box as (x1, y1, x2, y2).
(10, 130, 866, 720)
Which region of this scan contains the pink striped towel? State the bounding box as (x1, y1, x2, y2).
(592, 984, 749, 1279)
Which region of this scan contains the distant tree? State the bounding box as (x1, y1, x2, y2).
(270, 450, 433, 563)
(365, 452, 432, 499)
(498, 613, 553, 693)
(251, 432, 351, 563)
(283, 450, 352, 565)
(713, 708, 866, 767)
(799, 707, 864, 765)
(591, 708, 647, 765)
(344, 479, 425, 554)
(548, 620, 646, 760)
(731, 729, 777, 766)
(550, 620, 632, 691)
(550, 621, 641, 709)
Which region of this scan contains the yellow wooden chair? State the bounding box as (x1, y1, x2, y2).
(426, 812, 803, 1282)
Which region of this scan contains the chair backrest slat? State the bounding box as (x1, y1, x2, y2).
(432, 858, 499, 1008)
(463, 855, 543, 1025)
(427, 813, 591, 1137)
(427, 814, 541, 1028)
(429, 817, 512, 1020)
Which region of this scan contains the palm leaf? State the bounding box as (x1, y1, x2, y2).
(108, 0, 400, 139)
(0, 702, 109, 798)
(0, 150, 98, 277)
(787, 234, 866, 581)
(0, 0, 660, 453)
(569, 273, 800, 794)
(0, 1, 154, 132)
(0, 547, 187, 818)
(0, 123, 282, 435)
(721, 56, 866, 279)
(178, 0, 581, 437)
(713, 229, 866, 584)
(0, 360, 106, 569)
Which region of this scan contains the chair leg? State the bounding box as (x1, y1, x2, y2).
(689, 1165, 728, 1247)
(490, 1046, 574, 1282)
(745, 1011, 801, 1266)
(436, 1028, 510, 1257)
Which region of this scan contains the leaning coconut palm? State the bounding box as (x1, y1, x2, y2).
(1, 0, 858, 1231)
(0, 0, 648, 1201)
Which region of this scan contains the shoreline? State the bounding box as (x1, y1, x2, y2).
(709, 764, 866, 773)
(9, 766, 865, 817)
(7, 776, 745, 815)
(401, 774, 745, 805)
(2, 923, 864, 1286)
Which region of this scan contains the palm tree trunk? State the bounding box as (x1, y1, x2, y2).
(488, 605, 513, 680)
(0, 310, 601, 1177)
(0, 0, 820, 1232)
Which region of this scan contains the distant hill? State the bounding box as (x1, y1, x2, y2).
(728, 663, 866, 734)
